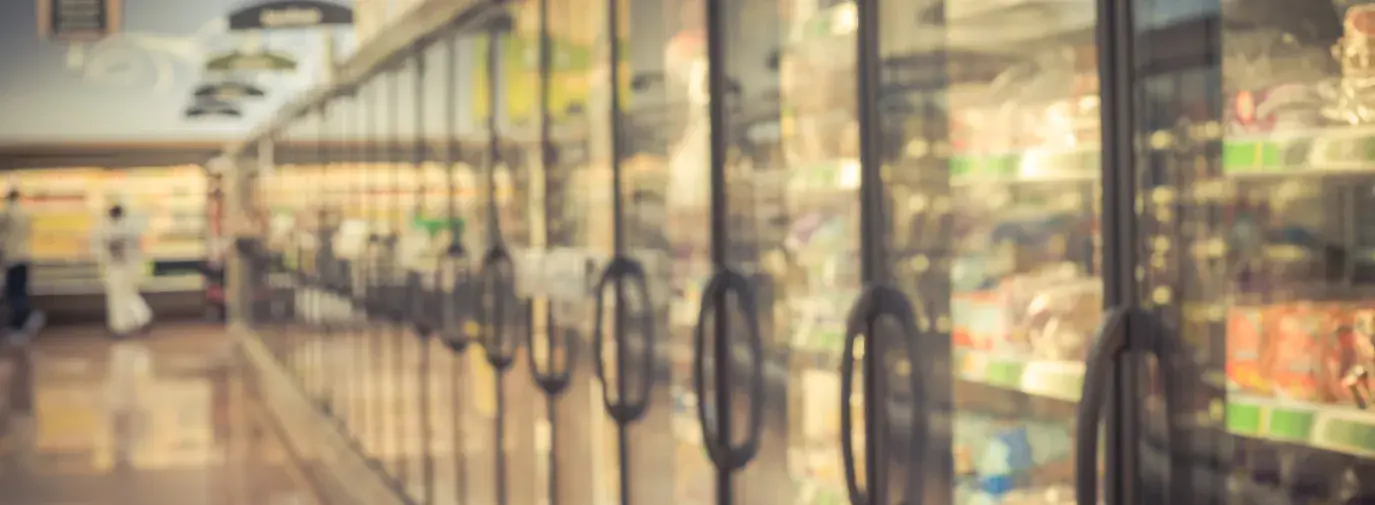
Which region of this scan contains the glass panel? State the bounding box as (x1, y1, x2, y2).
(744, 0, 869, 500)
(362, 76, 390, 466)
(878, 0, 1101, 503)
(707, 0, 790, 502)
(609, 0, 692, 500)
(420, 32, 463, 505)
(489, 7, 543, 505)
(1137, 0, 1375, 503)
(526, 0, 604, 503)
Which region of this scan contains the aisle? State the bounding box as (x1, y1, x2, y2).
(0, 323, 324, 505)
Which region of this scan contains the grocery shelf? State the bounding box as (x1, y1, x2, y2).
(958, 347, 1375, 460)
(32, 273, 204, 296)
(954, 349, 1085, 402)
(1227, 395, 1375, 459)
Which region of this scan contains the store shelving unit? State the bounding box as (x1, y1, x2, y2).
(4, 166, 210, 297)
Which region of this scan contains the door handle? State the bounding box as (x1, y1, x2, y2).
(591, 256, 655, 424)
(1073, 307, 1131, 505)
(840, 289, 873, 505)
(529, 307, 576, 396)
(478, 245, 520, 370)
(440, 246, 473, 353)
(692, 268, 764, 472)
(839, 284, 925, 505)
(364, 234, 386, 317)
(407, 270, 437, 337)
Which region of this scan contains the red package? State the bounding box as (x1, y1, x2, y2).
(1261, 305, 1333, 402)
(1226, 307, 1268, 392)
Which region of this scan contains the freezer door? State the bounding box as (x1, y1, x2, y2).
(868, 0, 1107, 504)
(1133, 1, 1375, 504)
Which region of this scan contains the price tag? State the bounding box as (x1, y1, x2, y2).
(543, 248, 591, 302)
(512, 248, 545, 297)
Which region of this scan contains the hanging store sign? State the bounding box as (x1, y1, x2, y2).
(184, 100, 243, 119)
(227, 0, 354, 30)
(36, 0, 124, 42)
(204, 50, 298, 72)
(193, 81, 268, 101)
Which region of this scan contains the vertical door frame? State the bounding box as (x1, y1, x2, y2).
(1096, 0, 1143, 500)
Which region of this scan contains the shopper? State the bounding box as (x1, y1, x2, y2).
(1, 189, 44, 343)
(95, 204, 152, 337)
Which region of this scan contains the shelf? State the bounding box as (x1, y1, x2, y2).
(955, 349, 1085, 402)
(957, 348, 1375, 459)
(32, 274, 204, 296)
(1226, 395, 1375, 458)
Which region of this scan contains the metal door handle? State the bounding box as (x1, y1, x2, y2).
(479, 245, 520, 370)
(529, 309, 576, 396)
(407, 271, 436, 337)
(840, 290, 873, 505)
(591, 256, 655, 424)
(692, 268, 764, 471)
(440, 248, 473, 353)
(1073, 307, 1131, 505)
(1142, 313, 1190, 505)
(839, 284, 925, 505)
(363, 235, 384, 317)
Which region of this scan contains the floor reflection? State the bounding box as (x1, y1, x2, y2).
(0, 324, 321, 505)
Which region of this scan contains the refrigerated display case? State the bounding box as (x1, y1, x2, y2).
(221, 0, 1375, 504)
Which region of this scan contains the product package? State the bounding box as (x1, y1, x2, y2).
(1262, 304, 1337, 402)
(1226, 307, 1270, 392)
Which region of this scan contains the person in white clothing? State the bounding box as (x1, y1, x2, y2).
(95, 204, 156, 470)
(1, 189, 45, 342)
(95, 204, 152, 337)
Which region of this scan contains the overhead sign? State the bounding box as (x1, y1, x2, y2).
(204, 50, 298, 72)
(227, 0, 354, 30)
(36, 0, 124, 42)
(193, 81, 268, 101)
(184, 100, 243, 119)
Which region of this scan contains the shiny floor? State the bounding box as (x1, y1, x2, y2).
(0, 324, 323, 505)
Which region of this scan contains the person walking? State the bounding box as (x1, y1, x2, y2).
(95, 203, 155, 470)
(94, 204, 152, 337)
(1, 189, 44, 343)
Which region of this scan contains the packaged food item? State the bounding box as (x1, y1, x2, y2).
(1323, 3, 1375, 125)
(1226, 306, 1270, 392)
(1020, 279, 1102, 362)
(990, 264, 1090, 356)
(953, 291, 1002, 351)
(1327, 308, 1375, 408)
(1262, 305, 1338, 402)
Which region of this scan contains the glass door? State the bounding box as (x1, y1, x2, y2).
(595, 0, 709, 500)
(692, 0, 791, 502)
(1132, 0, 1375, 504)
(521, 0, 601, 502)
(733, 0, 1112, 503)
